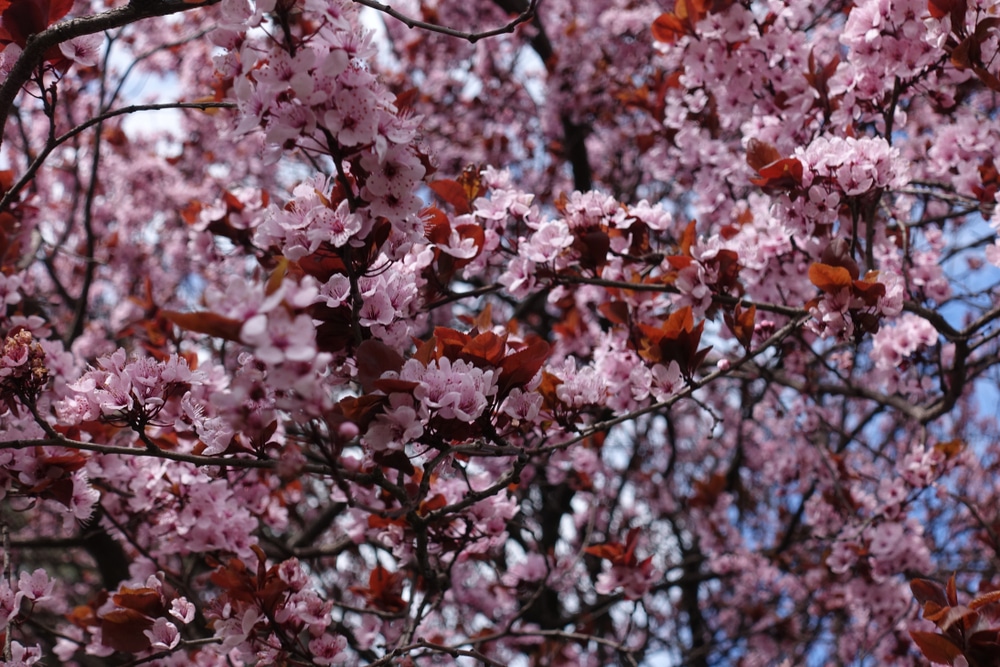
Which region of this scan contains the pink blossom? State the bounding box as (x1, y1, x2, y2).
(62, 349, 200, 426)
(309, 634, 348, 664)
(170, 597, 196, 624)
(144, 617, 180, 650)
(595, 557, 659, 600)
(365, 394, 423, 451)
(17, 569, 54, 604)
(501, 388, 542, 423)
(305, 200, 362, 249)
(241, 312, 318, 365)
(523, 220, 574, 264)
(357, 291, 396, 327)
(59, 35, 104, 68)
(0, 578, 23, 629)
(0, 642, 42, 667)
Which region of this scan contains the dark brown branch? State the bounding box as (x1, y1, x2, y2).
(1, 102, 233, 214)
(353, 0, 538, 43)
(0, 437, 333, 474)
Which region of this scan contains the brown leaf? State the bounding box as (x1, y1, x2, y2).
(356, 339, 405, 394)
(934, 439, 965, 460)
(162, 310, 243, 342)
(745, 139, 783, 173)
(970, 589, 1000, 611)
(461, 331, 508, 367)
(808, 263, 853, 294)
(651, 12, 686, 43)
(457, 164, 485, 201)
(497, 337, 550, 399)
(912, 578, 949, 608)
(725, 303, 756, 351)
(428, 179, 472, 215)
(679, 219, 697, 256)
(112, 587, 164, 617)
(908, 630, 964, 663)
(101, 608, 154, 653)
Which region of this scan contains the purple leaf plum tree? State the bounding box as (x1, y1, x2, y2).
(3, 0, 1000, 665)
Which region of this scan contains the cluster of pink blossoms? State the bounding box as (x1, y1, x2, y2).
(58, 349, 200, 427)
(796, 135, 908, 197)
(365, 356, 498, 451)
(218, 0, 427, 251)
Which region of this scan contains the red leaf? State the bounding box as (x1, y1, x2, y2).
(101, 608, 154, 653)
(637, 305, 709, 378)
(724, 303, 756, 351)
(758, 157, 803, 182)
(452, 222, 486, 268)
(418, 493, 448, 515)
(970, 589, 1000, 611)
(372, 378, 420, 394)
(460, 330, 508, 367)
(423, 206, 451, 245)
(352, 565, 407, 613)
(338, 394, 386, 431)
(112, 587, 164, 617)
(472, 303, 494, 333)
(851, 279, 885, 307)
(2, 0, 72, 46)
(679, 219, 697, 257)
(497, 337, 550, 399)
(651, 12, 686, 43)
(820, 238, 860, 280)
(745, 139, 783, 173)
(298, 250, 347, 282)
(598, 301, 631, 326)
(909, 630, 964, 663)
(433, 327, 470, 359)
(928, 0, 966, 25)
(374, 449, 416, 476)
(356, 339, 405, 394)
(912, 578, 949, 608)
(162, 310, 243, 342)
(574, 227, 611, 270)
(428, 179, 472, 215)
(746, 140, 803, 191)
(947, 573, 959, 606)
(584, 542, 625, 561)
(622, 527, 641, 566)
(973, 65, 1000, 93)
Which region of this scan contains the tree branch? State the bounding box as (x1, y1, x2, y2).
(0, 0, 220, 152)
(1, 102, 233, 214)
(353, 0, 538, 43)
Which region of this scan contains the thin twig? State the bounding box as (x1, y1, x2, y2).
(1, 102, 233, 213)
(353, 0, 539, 43)
(0, 0, 221, 152)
